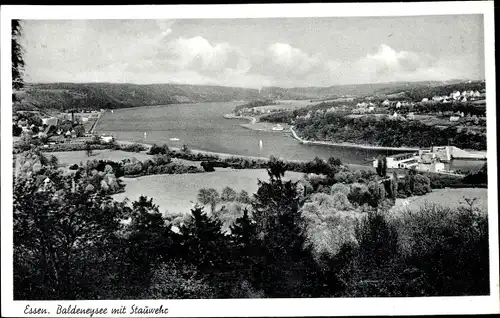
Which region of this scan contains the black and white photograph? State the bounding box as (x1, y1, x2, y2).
(1, 2, 498, 317)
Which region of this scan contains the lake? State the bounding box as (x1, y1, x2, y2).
(95, 101, 484, 171)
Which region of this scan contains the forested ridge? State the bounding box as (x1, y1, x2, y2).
(15, 80, 482, 112)
(16, 83, 264, 111)
(293, 114, 487, 150)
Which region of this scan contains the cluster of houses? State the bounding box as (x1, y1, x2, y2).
(15, 115, 59, 135)
(295, 108, 337, 120)
(389, 111, 415, 120)
(353, 101, 377, 113)
(389, 110, 469, 122)
(428, 89, 485, 104)
(14, 110, 114, 145)
(376, 88, 486, 110)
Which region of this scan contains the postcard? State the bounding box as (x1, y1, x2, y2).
(1, 2, 498, 317)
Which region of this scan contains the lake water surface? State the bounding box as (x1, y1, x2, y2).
(95, 101, 484, 171)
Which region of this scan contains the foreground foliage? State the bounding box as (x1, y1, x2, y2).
(13, 153, 489, 299)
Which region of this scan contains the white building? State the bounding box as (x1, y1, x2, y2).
(382, 99, 390, 106)
(419, 150, 435, 163)
(421, 98, 429, 103)
(272, 124, 284, 131)
(452, 91, 461, 100)
(418, 162, 445, 173)
(373, 152, 419, 169)
(42, 117, 59, 127)
(430, 146, 452, 162)
(450, 116, 460, 122)
(100, 135, 114, 143)
(399, 159, 419, 169)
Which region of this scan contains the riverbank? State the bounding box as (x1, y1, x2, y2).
(115, 139, 384, 174)
(290, 126, 420, 152)
(223, 113, 256, 124)
(224, 113, 290, 132)
(116, 140, 299, 162)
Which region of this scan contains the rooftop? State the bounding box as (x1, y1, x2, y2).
(403, 159, 419, 165)
(390, 152, 417, 160)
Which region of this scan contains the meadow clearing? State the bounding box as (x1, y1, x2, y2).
(389, 187, 488, 214)
(47, 149, 201, 170)
(113, 168, 304, 216)
(47, 150, 153, 167)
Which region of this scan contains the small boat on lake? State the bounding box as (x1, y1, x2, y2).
(259, 140, 263, 149)
(170, 138, 180, 141)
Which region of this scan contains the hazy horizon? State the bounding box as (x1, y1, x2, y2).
(21, 16, 485, 89)
(24, 77, 483, 90)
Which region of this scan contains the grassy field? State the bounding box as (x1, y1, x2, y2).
(113, 168, 304, 216)
(47, 150, 154, 168)
(48, 149, 201, 171)
(390, 188, 488, 214)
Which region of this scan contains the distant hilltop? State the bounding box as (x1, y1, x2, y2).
(13, 79, 485, 112)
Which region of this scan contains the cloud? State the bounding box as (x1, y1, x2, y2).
(150, 36, 250, 76)
(249, 43, 324, 79)
(358, 44, 435, 80)
(325, 44, 475, 84)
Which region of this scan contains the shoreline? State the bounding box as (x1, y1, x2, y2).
(289, 126, 421, 152)
(223, 113, 257, 124)
(115, 140, 369, 172)
(224, 113, 290, 132)
(115, 140, 307, 163)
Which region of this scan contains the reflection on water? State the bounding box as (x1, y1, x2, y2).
(96, 102, 485, 172)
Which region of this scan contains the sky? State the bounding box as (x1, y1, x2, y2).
(20, 15, 485, 88)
